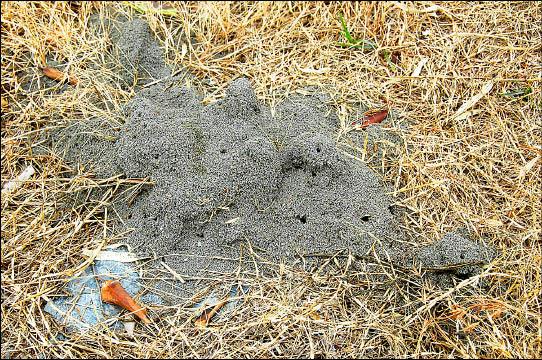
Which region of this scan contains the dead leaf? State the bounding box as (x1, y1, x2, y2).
(411, 57, 428, 77)
(2, 165, 35, 194)
(82, 249, 146, 262)
(519, 155, 540, 179)
(392, 2, 455, 19)
(41, 66, 77, 85)
(101, 280, 151, 324)
(453, 81, 493, 119)
(393, 2, 442, 14)
(352, 109, 389, 129)
(124, 321, 136, 337)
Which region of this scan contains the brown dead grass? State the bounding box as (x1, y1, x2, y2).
(1, 1, 541, 358)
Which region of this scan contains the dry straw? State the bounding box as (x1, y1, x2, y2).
(2, 2, 541, 358)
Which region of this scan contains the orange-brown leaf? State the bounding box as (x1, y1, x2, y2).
(101, 280, 151, 324)
(352, 109, 389, 129)
(360, 109, 388, 128)
(41, 66, 77, 85)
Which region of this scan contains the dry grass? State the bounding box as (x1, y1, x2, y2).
(2, 1, 541, 358)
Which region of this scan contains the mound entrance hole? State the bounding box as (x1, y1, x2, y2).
(296, 214, 307, 224)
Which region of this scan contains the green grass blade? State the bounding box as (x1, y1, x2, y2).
(502, 87, 532, 97)
(339, 13, 356, 44)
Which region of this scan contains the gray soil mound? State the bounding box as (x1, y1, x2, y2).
(415, 232, 497, 287)
(112, 18, 172, 86)
(37, 18, 496, 300)
(78, 77, 407, 298)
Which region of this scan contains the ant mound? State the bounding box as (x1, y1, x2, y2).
(113, 78, 408, 297)
(38, 19, 495, 300)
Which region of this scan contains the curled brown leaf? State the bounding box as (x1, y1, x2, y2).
(101, 280, 151, 324)
(41, 66, 77, 86)
(352, 109, 389, 129)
